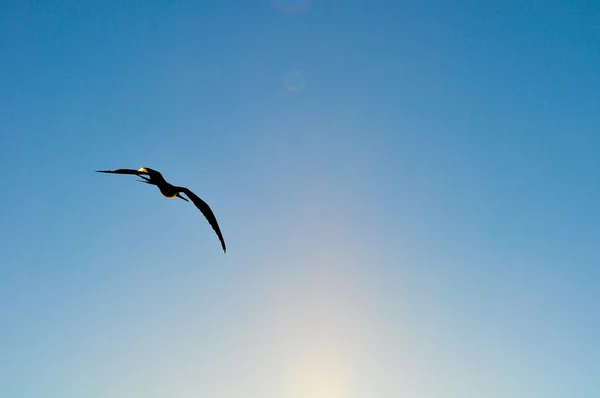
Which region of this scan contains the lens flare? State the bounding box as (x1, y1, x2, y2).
(273, 0, 312, 14)
(284, 70, 307, 92)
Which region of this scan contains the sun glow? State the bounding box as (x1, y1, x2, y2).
(262, 183, 383, 398)
(284, 349, 348, 398)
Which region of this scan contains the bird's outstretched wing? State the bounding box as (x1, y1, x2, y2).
(179, 187, 227, 253)
(96, 168, 147, 175)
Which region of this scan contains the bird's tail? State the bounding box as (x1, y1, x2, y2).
(136, 175, 154, 185)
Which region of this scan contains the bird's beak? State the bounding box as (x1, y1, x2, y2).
(176, 193, 189, 202)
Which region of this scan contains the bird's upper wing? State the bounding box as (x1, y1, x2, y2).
(179, 187, 227, 253)
(96, 168, 147, 175)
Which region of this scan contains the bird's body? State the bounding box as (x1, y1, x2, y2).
(97, 167, 226, 252)
(159, 188, 179, 199)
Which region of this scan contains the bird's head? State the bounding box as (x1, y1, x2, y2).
(137, 167, 148, 173)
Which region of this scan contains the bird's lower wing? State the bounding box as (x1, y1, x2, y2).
(180, 188, 227, 253)
(96, 168, 145, 175)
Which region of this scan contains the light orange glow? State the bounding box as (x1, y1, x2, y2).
(285, 350, 348, 398)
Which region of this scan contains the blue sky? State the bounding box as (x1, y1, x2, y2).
(1, 0, 599, 397)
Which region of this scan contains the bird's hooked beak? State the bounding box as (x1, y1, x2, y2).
(176, 193, 189, 202)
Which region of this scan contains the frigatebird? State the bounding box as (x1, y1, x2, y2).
(97, 167, 226, 253)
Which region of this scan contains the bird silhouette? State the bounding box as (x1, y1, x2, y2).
(97, 167, 226, 253)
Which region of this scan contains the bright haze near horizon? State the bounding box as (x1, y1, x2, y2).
(1, 1, 599, 397)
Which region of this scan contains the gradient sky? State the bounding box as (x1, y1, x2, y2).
(1, 1, 599, 397)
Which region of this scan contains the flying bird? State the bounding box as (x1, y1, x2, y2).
(97, 167, 226, 252)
